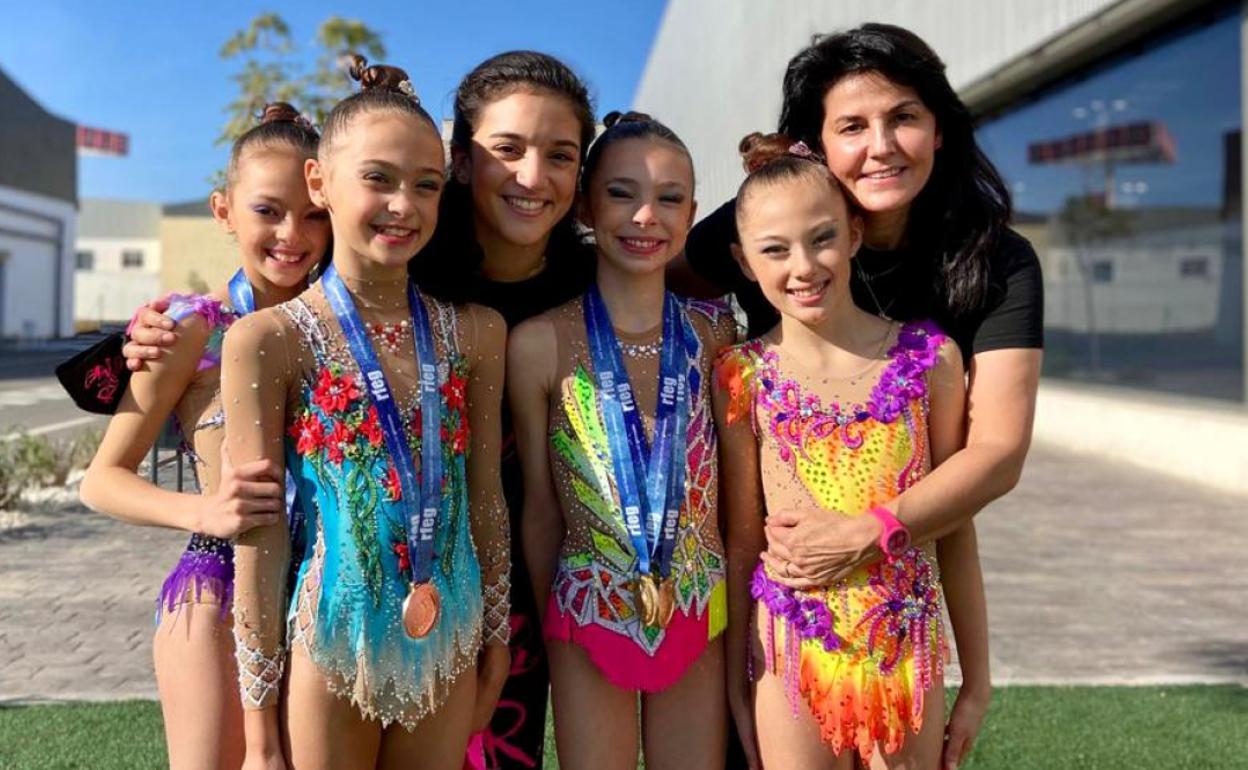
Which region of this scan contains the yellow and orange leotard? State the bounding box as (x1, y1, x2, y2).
(716, 320, 948, 761)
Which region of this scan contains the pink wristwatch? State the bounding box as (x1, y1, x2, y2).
(868, 505, 911, 563)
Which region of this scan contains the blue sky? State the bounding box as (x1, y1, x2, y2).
(1, 1, 668, 204)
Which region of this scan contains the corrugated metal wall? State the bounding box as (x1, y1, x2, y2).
(633, 0, 1146, 207)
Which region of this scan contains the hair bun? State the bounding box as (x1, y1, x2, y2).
(738, 131, 817, 173)
(343, 53, 369, 82)
(259, 102, 301, 126)
(342, 53, 418, 101)
(602, 110, 652, 130)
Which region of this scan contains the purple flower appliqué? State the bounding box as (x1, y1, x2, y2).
(751, 563, 841, 652)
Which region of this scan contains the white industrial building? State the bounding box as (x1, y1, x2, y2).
(74, 199, 162, 328)
(636, 0, 1248, 492)
(0, 67, 76, 340)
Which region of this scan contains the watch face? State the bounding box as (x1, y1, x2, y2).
(885, 529, 910, 555)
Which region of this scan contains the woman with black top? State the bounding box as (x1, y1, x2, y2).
(414, 50, 597, 770)
(675, 23, 1042, 764)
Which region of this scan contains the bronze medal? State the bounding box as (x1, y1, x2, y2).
(402, 582, 441, 639)
(655, 577, 676, 629)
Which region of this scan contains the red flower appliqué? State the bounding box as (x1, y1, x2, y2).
(324, 421, 354, 465)
(359, 405, 384, 448)
(392, 542, 410, 573)
(289, 412, 325, 456)
(383, 464, 402, 501)
(441, 421, 470, 454)
(441, 370, 467, 413)
(313, 368, 361, 415)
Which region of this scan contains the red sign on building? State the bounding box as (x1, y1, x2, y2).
(76, 125, 129, 157)
(1027, 121, 1176, 166)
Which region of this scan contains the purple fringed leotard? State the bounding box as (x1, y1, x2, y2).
(154, 294, 239, 619)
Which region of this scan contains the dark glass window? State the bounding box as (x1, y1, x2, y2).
(122, 250, 144, 269)
(977, 6, 1243, 402)
(75, 250, 94, 271)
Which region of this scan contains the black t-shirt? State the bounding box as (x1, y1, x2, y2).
(685, 199, 1044, 367)
(463, 243, 595, 612)
(467, 246, 595, 329)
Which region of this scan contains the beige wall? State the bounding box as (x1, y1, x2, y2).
(159, 216, 237, 295)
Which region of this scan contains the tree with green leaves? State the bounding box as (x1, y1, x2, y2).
(216, 13, 386, 157)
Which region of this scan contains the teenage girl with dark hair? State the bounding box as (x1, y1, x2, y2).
(510, 110, 735, 769)
(678, 26, 1042, 764)
(81, 104, 329, 770)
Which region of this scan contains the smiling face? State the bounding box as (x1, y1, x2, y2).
(819, 71, 941, 222)
(734, 172, 863, 328)
(580, 136, 696, 277)
(307, 109, 445, 272)
(454, 90, 583, 253)
(210, 143, 330, 293)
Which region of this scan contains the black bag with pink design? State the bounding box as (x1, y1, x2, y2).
(55, 332, 131, 415)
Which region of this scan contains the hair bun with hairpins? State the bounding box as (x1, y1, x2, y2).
(258, 101, 314, 131)
(738, 131, 823, 173)
(342, 53, 419, 103)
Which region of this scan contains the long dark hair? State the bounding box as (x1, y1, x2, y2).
(414, 51, 597, 302)
(778, 23, 1012, 317)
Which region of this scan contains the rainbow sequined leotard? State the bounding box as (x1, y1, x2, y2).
(156, 294, 239, 618)
(715, 320, 948, 761)
(542, 297, 733, 692)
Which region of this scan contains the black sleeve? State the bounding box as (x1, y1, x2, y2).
(685, 198, 744, 291)
(971, 228, 1045, 356)
(685, 197, 779, 337)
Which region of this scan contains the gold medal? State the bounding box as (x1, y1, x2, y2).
(635, 574, 660, 627)
(402, 581, 441, 639)
(655, 577, 676, 629)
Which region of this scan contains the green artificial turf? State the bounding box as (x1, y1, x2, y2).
(1, 686, 1244, 769)
(955, 685, 1248, 769)
(0, 700, 165, 770)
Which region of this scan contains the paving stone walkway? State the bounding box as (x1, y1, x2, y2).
(1, 444, 1245, 703)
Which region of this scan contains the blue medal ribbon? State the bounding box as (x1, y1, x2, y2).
(227, 268, 256, 315)
(322, 264, 442, 585)
(655, 309, 700, 577)
(583, 286, 692, 580)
